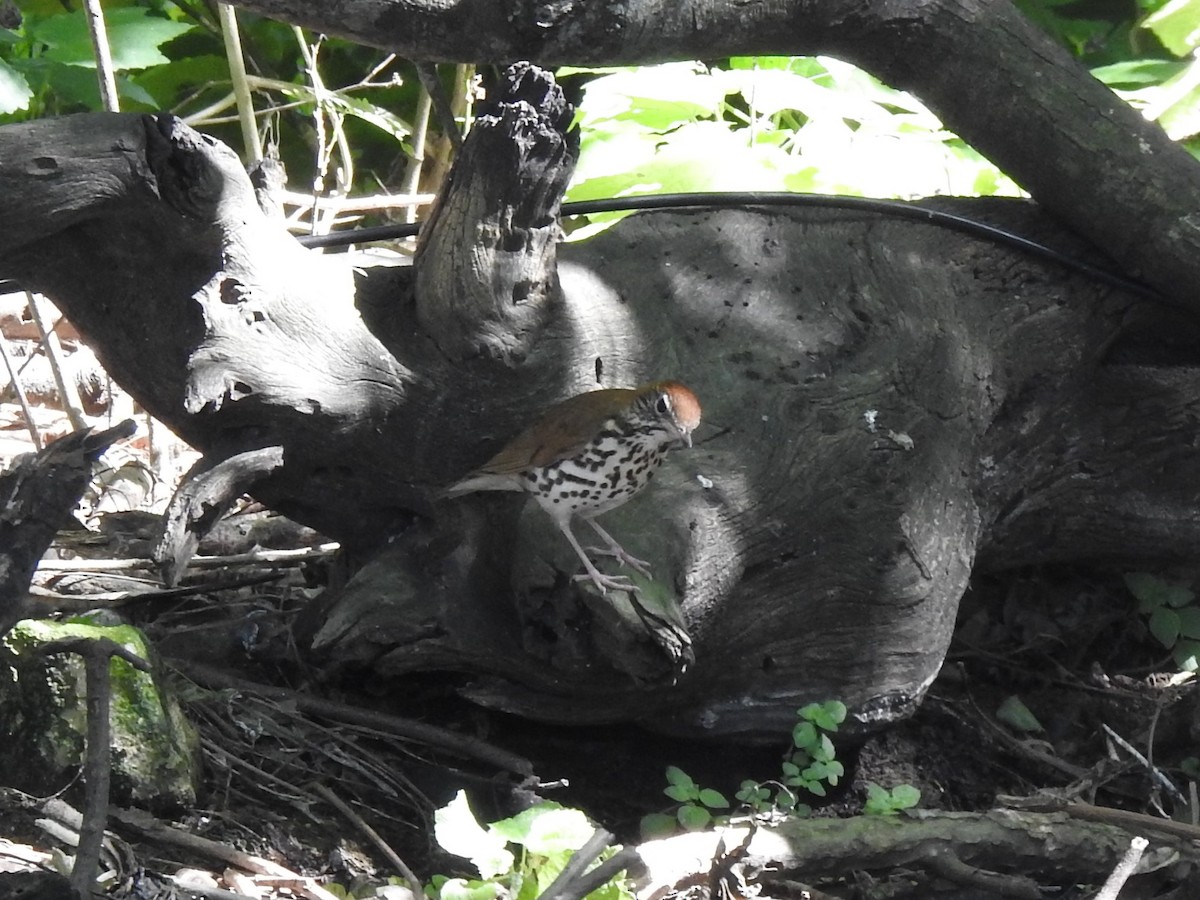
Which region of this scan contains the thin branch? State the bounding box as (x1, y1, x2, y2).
(36, 542, 342, 573)
(1094, 836, 1149, 900)
(171, 659, 534, 775)
(26, 293, 87, 431)
(0, 332, 42, 449)
(415, 63, 463, 152)
(82, 0, 119, 112)
(218, 4, 263, 163)
(310, 782, 424, 898)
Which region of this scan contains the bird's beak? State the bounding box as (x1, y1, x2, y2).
(682, 432, 693, 448)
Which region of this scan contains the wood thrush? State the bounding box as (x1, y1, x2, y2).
(445, 381, 702, 593)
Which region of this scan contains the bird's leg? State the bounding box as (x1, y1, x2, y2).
(583, 518, 653, 577)
(555, 519, 636, 594)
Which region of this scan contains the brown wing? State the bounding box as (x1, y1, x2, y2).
(473, 387, 637, 475)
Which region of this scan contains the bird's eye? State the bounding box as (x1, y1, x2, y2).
(655, 394, 670, 416)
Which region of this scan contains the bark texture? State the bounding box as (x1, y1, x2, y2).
(221, 0, 1200, 313)
(4, 94, 1199, 738)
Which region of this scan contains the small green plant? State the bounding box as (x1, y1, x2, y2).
(720, 699, 848, 822)
(863, 782, 921, 816)
(641, 765, 730, 836)
(783, 700, 847, 797)
(430, 792, 633, 900)
(1125, 572, 1200, 671)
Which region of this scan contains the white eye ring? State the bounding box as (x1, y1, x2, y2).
(654, 394, 670, 416)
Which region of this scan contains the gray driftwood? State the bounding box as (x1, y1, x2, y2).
(2, 64, 1199, 739)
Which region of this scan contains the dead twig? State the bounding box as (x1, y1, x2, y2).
(310, 781, 424, 898)
(172, 659, 533, 775)
(921, 847, 1039, 899)
(1094, 836, 1148, 900)
(37, 542, 341, 574)
(0, 334, 41, 449)
(25, 293, 87, 431)
(110, 806, 342, 900)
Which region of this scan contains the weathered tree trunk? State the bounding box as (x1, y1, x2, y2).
(222, 0, 1200, 314)
(3, 63, 1200, 741)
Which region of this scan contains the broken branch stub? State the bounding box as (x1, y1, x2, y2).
(415, 62, 579, 362)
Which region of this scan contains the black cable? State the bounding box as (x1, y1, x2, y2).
(294, 191, 1165, 302)
(1, 192, 1165, 303)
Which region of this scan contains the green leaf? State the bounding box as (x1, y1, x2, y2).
(1151, 606, 1182, 648)
(1125, 572, 1194, 611)
(29, 8, 194, 70)
(821, 700, 848, 727)
(1177, 606, 1200, 639)
(697, 788, 730, 810)
(996, 695, 1044, 733)
(437, 879, 500, 900)
(1173, 639, 1200, 671)
(664, 784, 696, 803)
(131, 54, 229, 109)
(676, 804, 711, 831)
(0, 57, 33, 114)
(639, 813, 677, 839)
(792, 721, 818, 749)
(1142, 0, 1200, 56)
(665, 765, 696, 789)
(814, 734, 836, 762)
(1092, 59, 1187, 87)
(488, 803, 594, 856)
(865, 783, 889, 805)
(890, 784, 922, 808)
(433, 791, 514, 880)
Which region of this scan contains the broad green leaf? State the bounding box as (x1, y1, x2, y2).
(29, 8, 194, 70)
(1142, 0, 1200, 56)
(0, 57, 33, 113)
(996, 695, 1044, 733)
(890, 784, 921, 808)
(676, 804, 711, 831)
(1174, 639, 1200, 671)
(578, 62, 725, 127)
(792, 720, 818, 749)
(821, 701, 848, 727)
(1092, 59, 1187, 86)
(433, 791, 513, 880)
(1151, 606, 1182, 647)
(697, 788, 729, 809)
(1153, 65, 1200, 139)
(1125, 572, 1195, 610)
(664, 784, 696, 803)
(490, 805, 594, 856)
(639, 812, 677, 839)
(665, 765, 697, 790)
(132, 54, 229, 110)
(1177, 606, 1200, 639)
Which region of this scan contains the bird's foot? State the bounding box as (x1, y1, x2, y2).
(573, 570, 637, 595)
(586, 544, 653, 578)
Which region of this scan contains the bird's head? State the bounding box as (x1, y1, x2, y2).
(638, 381, 702, 447)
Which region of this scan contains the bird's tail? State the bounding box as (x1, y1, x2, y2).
(440, 472, 522, 500)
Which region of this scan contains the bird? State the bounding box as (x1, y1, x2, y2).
(444, 381, 702, 594)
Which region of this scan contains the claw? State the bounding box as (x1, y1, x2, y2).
(584, 519, 652, 576)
